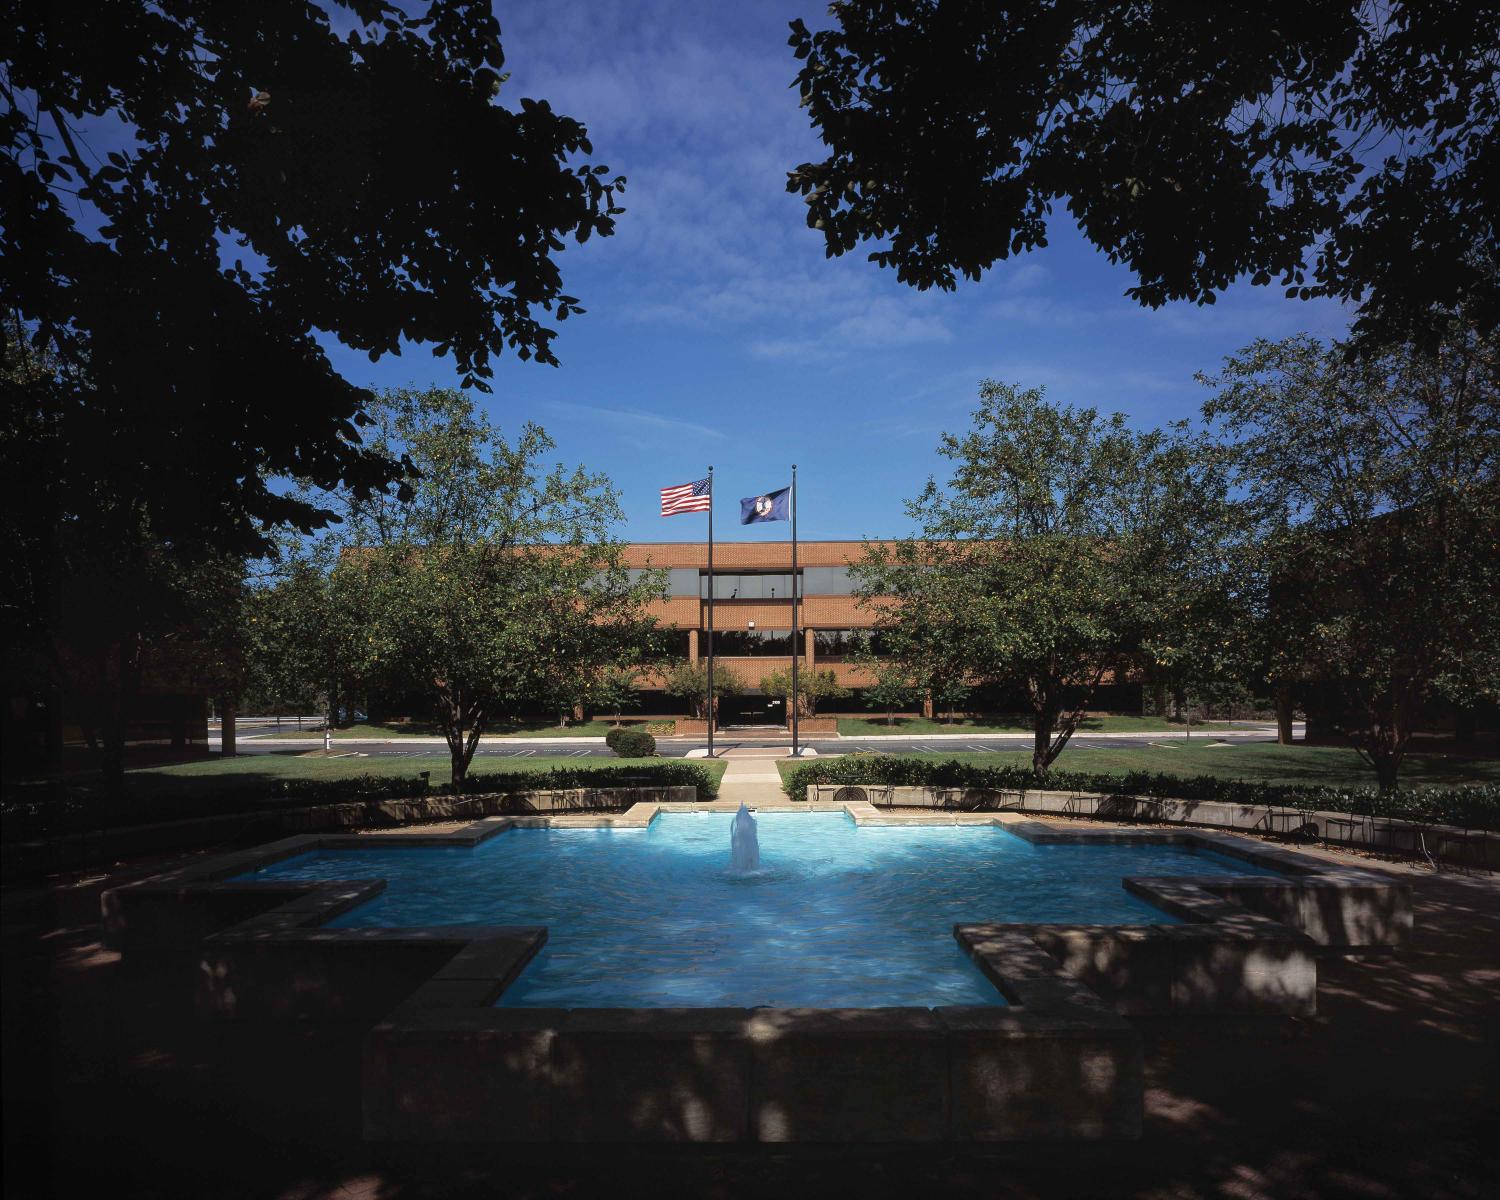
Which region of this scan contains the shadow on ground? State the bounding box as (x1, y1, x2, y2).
(3, 851, 1498, 1199)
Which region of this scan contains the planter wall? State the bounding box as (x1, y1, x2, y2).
(807, 784, 1498, 868)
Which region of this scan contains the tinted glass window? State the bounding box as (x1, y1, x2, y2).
(813, 629, 887, 658)
(707, 629, 794, 656)
(701, 573, 797, 600)
(802, 566, 856, 595)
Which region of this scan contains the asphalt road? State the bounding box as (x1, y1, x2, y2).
(219, 728, 1285, 760)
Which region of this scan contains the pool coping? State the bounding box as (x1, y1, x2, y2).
(101, 802, 1412, 1143)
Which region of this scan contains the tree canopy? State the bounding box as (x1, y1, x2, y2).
(788, 1, 1498, 346)
(854, 381, 1235, 772)
(1, 0, 623, 555)
(259, 388, 661, 783)
(1202, 320, 1500, 789)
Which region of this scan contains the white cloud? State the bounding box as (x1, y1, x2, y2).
(497, 2, 956, 364)
(539, 399, 727, 442)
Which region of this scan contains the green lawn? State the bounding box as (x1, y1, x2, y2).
(835, 714, 1244, 736)
(260, 718, 673, 740)
(781, 743, 1500, 790)
(122, 751, 725, 797)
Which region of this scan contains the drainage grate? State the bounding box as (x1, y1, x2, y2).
(832, 785, 869, 805)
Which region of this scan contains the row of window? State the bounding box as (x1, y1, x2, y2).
(624, 567, 860, 598)
(646, 628, 890, 659)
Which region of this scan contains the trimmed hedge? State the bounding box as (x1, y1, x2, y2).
(608, 729, 657, 758)
(782, 756, 1500, 831)
(3, 761, 717, 840)
(604, 727, 626, 752)
(457, 760, 707, 797)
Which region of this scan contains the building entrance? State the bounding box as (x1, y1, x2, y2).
(717, 694, 786, 728)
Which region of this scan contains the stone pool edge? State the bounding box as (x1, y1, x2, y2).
(100, 803, 1411, 1145)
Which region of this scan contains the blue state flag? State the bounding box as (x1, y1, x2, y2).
(740, 486, 790, 524)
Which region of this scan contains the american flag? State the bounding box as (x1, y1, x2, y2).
(661, 476, 711, 516)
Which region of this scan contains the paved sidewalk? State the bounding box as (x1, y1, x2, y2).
(716, 749, 797, 805)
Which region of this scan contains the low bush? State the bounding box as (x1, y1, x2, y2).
(609, 728, 657, 758)
(456, 759, 712, 799)
(603, 727, 626, 752)
(782, 756, 1500, 830)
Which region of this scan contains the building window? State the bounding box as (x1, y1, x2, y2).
(700, 573, 798, 600)
(706, 629, 794, 657)
(813, 629, 887, 659)
(802, 566, 857, 595)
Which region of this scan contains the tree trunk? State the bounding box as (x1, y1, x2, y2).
(1031, 709, 1055, 775)
(1455, 706, 1477, 748)
(446, 708, 470, 785)
(219, 695, 237, 758)
(1355, 686, 1412, 796)
(44, 682, 66, 809)
(1371, 753, 1401, 795)
(98, 638, 141, 799)
(1275, 683, 1295, 745)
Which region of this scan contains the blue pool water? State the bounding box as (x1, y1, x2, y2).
(242, 813, 1282, 1008)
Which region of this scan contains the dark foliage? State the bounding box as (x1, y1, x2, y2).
(782, 755, 1500, 830)
(1, 0, 623, 555)
(3, 760, 715, 839)
(788, 2, 1498, 347)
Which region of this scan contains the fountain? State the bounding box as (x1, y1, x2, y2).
(730, 802, 760, 872)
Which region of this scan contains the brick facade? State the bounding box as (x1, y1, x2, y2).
(627, 541, 886, 693)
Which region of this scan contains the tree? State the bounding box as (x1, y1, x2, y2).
(854, 381, 1233, 774)
(759, 665, 850, 718)
(275, 388, 659, 784)
(855, 646, 922, 727)
(3, 3, 623, 793)
(589, 666, 644, 727)
(788, 2, 1498, 347)
(242, 555, 369, 728)
(0, 320, 248, 788)
(662, 660, 742, 722)
(2, 0, 624, 557)
(932, 677, 971, 726)
(1202, 323, 1500, 791)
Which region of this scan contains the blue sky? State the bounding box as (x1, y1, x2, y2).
(323, 0, 1353, 543)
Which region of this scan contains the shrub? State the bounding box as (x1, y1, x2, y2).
(457, 759, 713, 799)
(781, 756, 1500, 830)
(610, 728, 656, 758)
(604, 727, 626, 752)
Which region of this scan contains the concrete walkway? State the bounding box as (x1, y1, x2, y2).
(716, 748, 797, 805)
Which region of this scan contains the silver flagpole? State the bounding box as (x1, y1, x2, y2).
(706, 466, 715, 758)
(791, 463, 799, 756)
